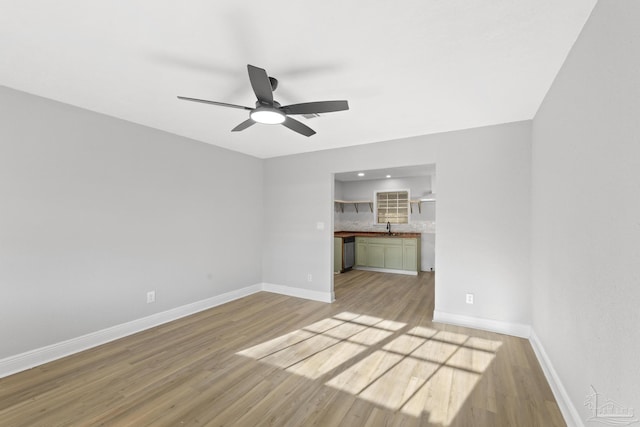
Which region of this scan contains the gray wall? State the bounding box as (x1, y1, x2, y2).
(334, 180, 344, 200)
(338, 175, 433, 201)
(0, 86, 263, 359)
(531, 0, 640, 419)
(263, 121, 532, 325)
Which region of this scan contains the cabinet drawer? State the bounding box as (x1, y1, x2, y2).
(369, 237, 402, 245)
(402, 238, 417, 246)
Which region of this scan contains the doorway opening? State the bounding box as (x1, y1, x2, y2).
(331, 164, 436, 300)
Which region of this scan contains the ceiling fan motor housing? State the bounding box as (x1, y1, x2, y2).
(268, 77, 278, 91)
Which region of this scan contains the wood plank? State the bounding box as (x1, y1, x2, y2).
(0, 271, 565, 426)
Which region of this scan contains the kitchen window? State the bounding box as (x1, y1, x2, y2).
(376, 190, 409, 224)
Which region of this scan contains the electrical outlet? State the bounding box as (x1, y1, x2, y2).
(465, 293, 474, 304)
(146, 290, 156, 304)
(307, 274, 313, 282)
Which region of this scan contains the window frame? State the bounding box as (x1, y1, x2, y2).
(374, 189, 411, 225)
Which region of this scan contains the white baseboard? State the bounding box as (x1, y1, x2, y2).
(354, 266, 418, 276)
(432, 310, 531, 338)
(0, 282, 334, 378)
(529, 330, 584, 427)
(432, 312, 578, 426)
(0, 283, 578, 427)
(261, 282, 335, 303)
(0, 284, 263, 379)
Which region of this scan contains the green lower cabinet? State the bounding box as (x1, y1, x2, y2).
(403, 238, 420, 271)
(384, 245, 404, 269)
(367, 244, 385, 268)
(334, 237, 343, 273)
(354, 236, 420, 273)
(356, 241, 368, 266)
(403, 245, 417, 270)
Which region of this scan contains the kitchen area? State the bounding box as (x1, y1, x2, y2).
(334, 165, 436, 276)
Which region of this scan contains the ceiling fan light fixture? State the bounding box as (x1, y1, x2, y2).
(250, 107, 285, 125)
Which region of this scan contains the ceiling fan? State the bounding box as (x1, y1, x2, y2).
(178, 64, 349, 137)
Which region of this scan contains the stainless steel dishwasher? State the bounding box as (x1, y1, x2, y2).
(343, 236, 355, 270)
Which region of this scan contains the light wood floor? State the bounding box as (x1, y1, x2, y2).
(0, 271, 564, 426)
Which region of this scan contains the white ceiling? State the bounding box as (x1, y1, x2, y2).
(335, 164, 435, 182)
(0, 1, 596, 159)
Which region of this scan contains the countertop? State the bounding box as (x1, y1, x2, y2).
(334, 231, 422, 239)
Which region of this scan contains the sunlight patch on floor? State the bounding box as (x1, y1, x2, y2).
(237, 312, 403, 379)
(236, 312, 502, 424)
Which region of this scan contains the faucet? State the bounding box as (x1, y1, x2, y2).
(386, 221, 391, 235)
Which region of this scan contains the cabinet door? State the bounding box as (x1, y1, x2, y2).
(356, 242, 368, 266)
(403, 245, 417, 271)
(367, 244, 385, 268)
(334, 238, 343, 273)
(385, 245, 404, 269)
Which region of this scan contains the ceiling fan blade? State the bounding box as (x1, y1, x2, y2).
(247, 65, 274, 104)
(281, 117, 316, 137)
(231, 119, 255, 132)
(177, 96, 252, 110)
(282, 100, 349, 115)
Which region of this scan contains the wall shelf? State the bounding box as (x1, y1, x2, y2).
(334, 199, 373, 213)
(410, 199, 421, 214)
(409, 196, 436, 214)
(335, 199, 427, 214)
